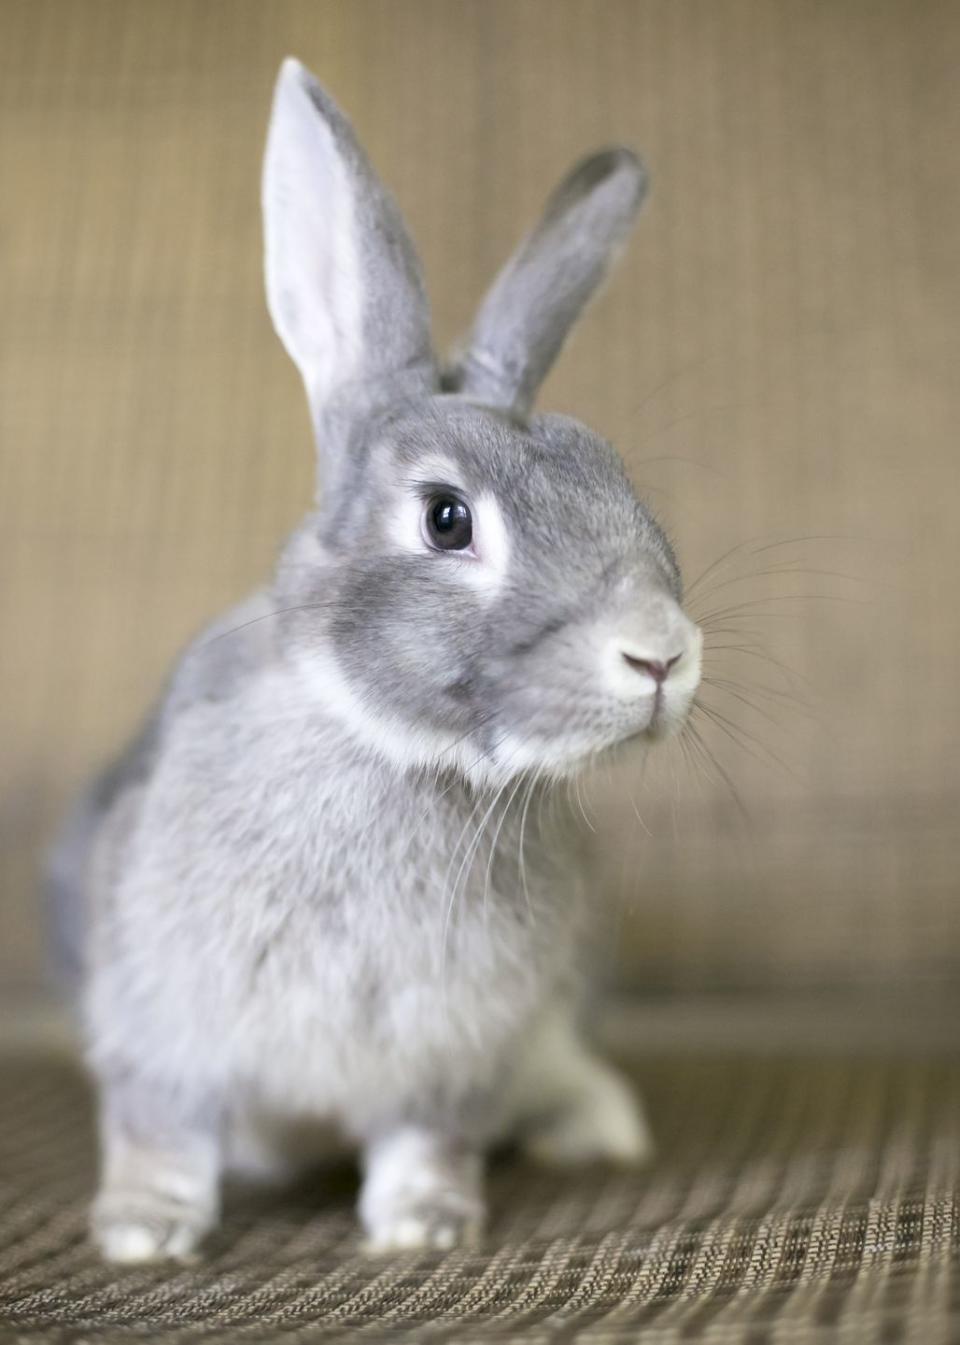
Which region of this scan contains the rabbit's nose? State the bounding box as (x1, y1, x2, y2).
(621, 652, 682, 684)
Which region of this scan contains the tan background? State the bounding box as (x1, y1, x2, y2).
(2, 0, 958, 999)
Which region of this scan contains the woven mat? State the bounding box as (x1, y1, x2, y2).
(2, 1048, 959, 1343)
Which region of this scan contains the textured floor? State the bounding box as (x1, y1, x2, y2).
(2, 1044, 959, 1342)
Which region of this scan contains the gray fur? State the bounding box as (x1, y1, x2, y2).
(50, 58, 702, 1260)
(447, 148, 647, 415)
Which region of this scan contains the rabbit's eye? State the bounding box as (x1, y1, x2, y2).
(426, 494, 473, 551)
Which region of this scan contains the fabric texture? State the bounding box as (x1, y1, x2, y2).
(2, 1042, 958, 1343)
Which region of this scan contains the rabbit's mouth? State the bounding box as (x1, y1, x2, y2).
(619, 694, 691, 750)
(640, 682, 693, 741)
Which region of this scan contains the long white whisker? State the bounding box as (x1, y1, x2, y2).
(517, 774, 538, 925)
(482, 775, 526, 928)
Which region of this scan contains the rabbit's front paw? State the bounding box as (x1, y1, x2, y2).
(92, 1192, 213, 1264)
(364, 1190, 484, 1253)
(360, 1128, 484, 1254)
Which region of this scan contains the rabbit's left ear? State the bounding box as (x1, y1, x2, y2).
(263, 59, 436, 461)
(446, 148, 647, 418)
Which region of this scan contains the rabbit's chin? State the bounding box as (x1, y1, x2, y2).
(477, 710, 693, 788)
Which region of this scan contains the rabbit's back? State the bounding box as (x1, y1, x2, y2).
(47, 591, 277, 986)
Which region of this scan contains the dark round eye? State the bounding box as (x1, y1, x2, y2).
(426, 494, 473, 551)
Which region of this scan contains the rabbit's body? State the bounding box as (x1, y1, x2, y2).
(62, 59, 704, 1260)
(83, 590, 578, 1145)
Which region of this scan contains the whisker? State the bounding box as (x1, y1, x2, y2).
(688, 564, 868, 611)
(410, 725, 494, 830)
(698, 621, 769, 640)
(441, 780, 504, 991)
(693, 701, 802, 782)
(627, 785, 654, 836)
(202, 600, 337, 646)
(694, 593, 870, 629)
(674, 722, 710, 798)
(685, 534, 861, 602)
(483, 775, 526, 926)
(684, 719, 752, 828)
(439, 735, 526, 994)
(696, 681, 786, 733)
(517, 774, 538, 925)
(701, 674, 815, 719)
(572, 773, 596, 833)
(629, 350, 729, 420)
(702, 642, 813, 689)
(630, 401, 760, 458)
(634, 453, 732, 481)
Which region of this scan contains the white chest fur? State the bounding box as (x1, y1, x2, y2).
(87, 671, 580, 1138)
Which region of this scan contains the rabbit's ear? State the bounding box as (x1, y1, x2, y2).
(447, 149, 647, 417)
(263, 59, 436, 456)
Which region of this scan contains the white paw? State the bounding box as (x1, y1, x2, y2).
(363, 1195, 484, 1254)
(522, 1074, 655, 1168)
(92, 1196, 212, 1264)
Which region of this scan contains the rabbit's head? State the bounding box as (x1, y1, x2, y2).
(264, 59, 701, 784)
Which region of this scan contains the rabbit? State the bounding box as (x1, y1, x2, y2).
(50, 57, 703, 1262)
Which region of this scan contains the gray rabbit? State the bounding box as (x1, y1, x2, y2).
(50, 58, 703, 1260)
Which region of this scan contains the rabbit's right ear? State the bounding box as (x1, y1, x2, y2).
(263, 59, 436, 465)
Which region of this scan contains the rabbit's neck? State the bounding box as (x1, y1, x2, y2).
(285, 642, 530, 791)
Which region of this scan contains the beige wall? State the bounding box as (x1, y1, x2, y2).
(2, 0, 958, 995)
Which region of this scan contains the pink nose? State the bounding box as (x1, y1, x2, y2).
(622, 653, 681, 684)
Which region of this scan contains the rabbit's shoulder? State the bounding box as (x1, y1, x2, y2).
(100, 589, 280, 813)
(92, 591, 282, 856)
(163, 589, 280, 720)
